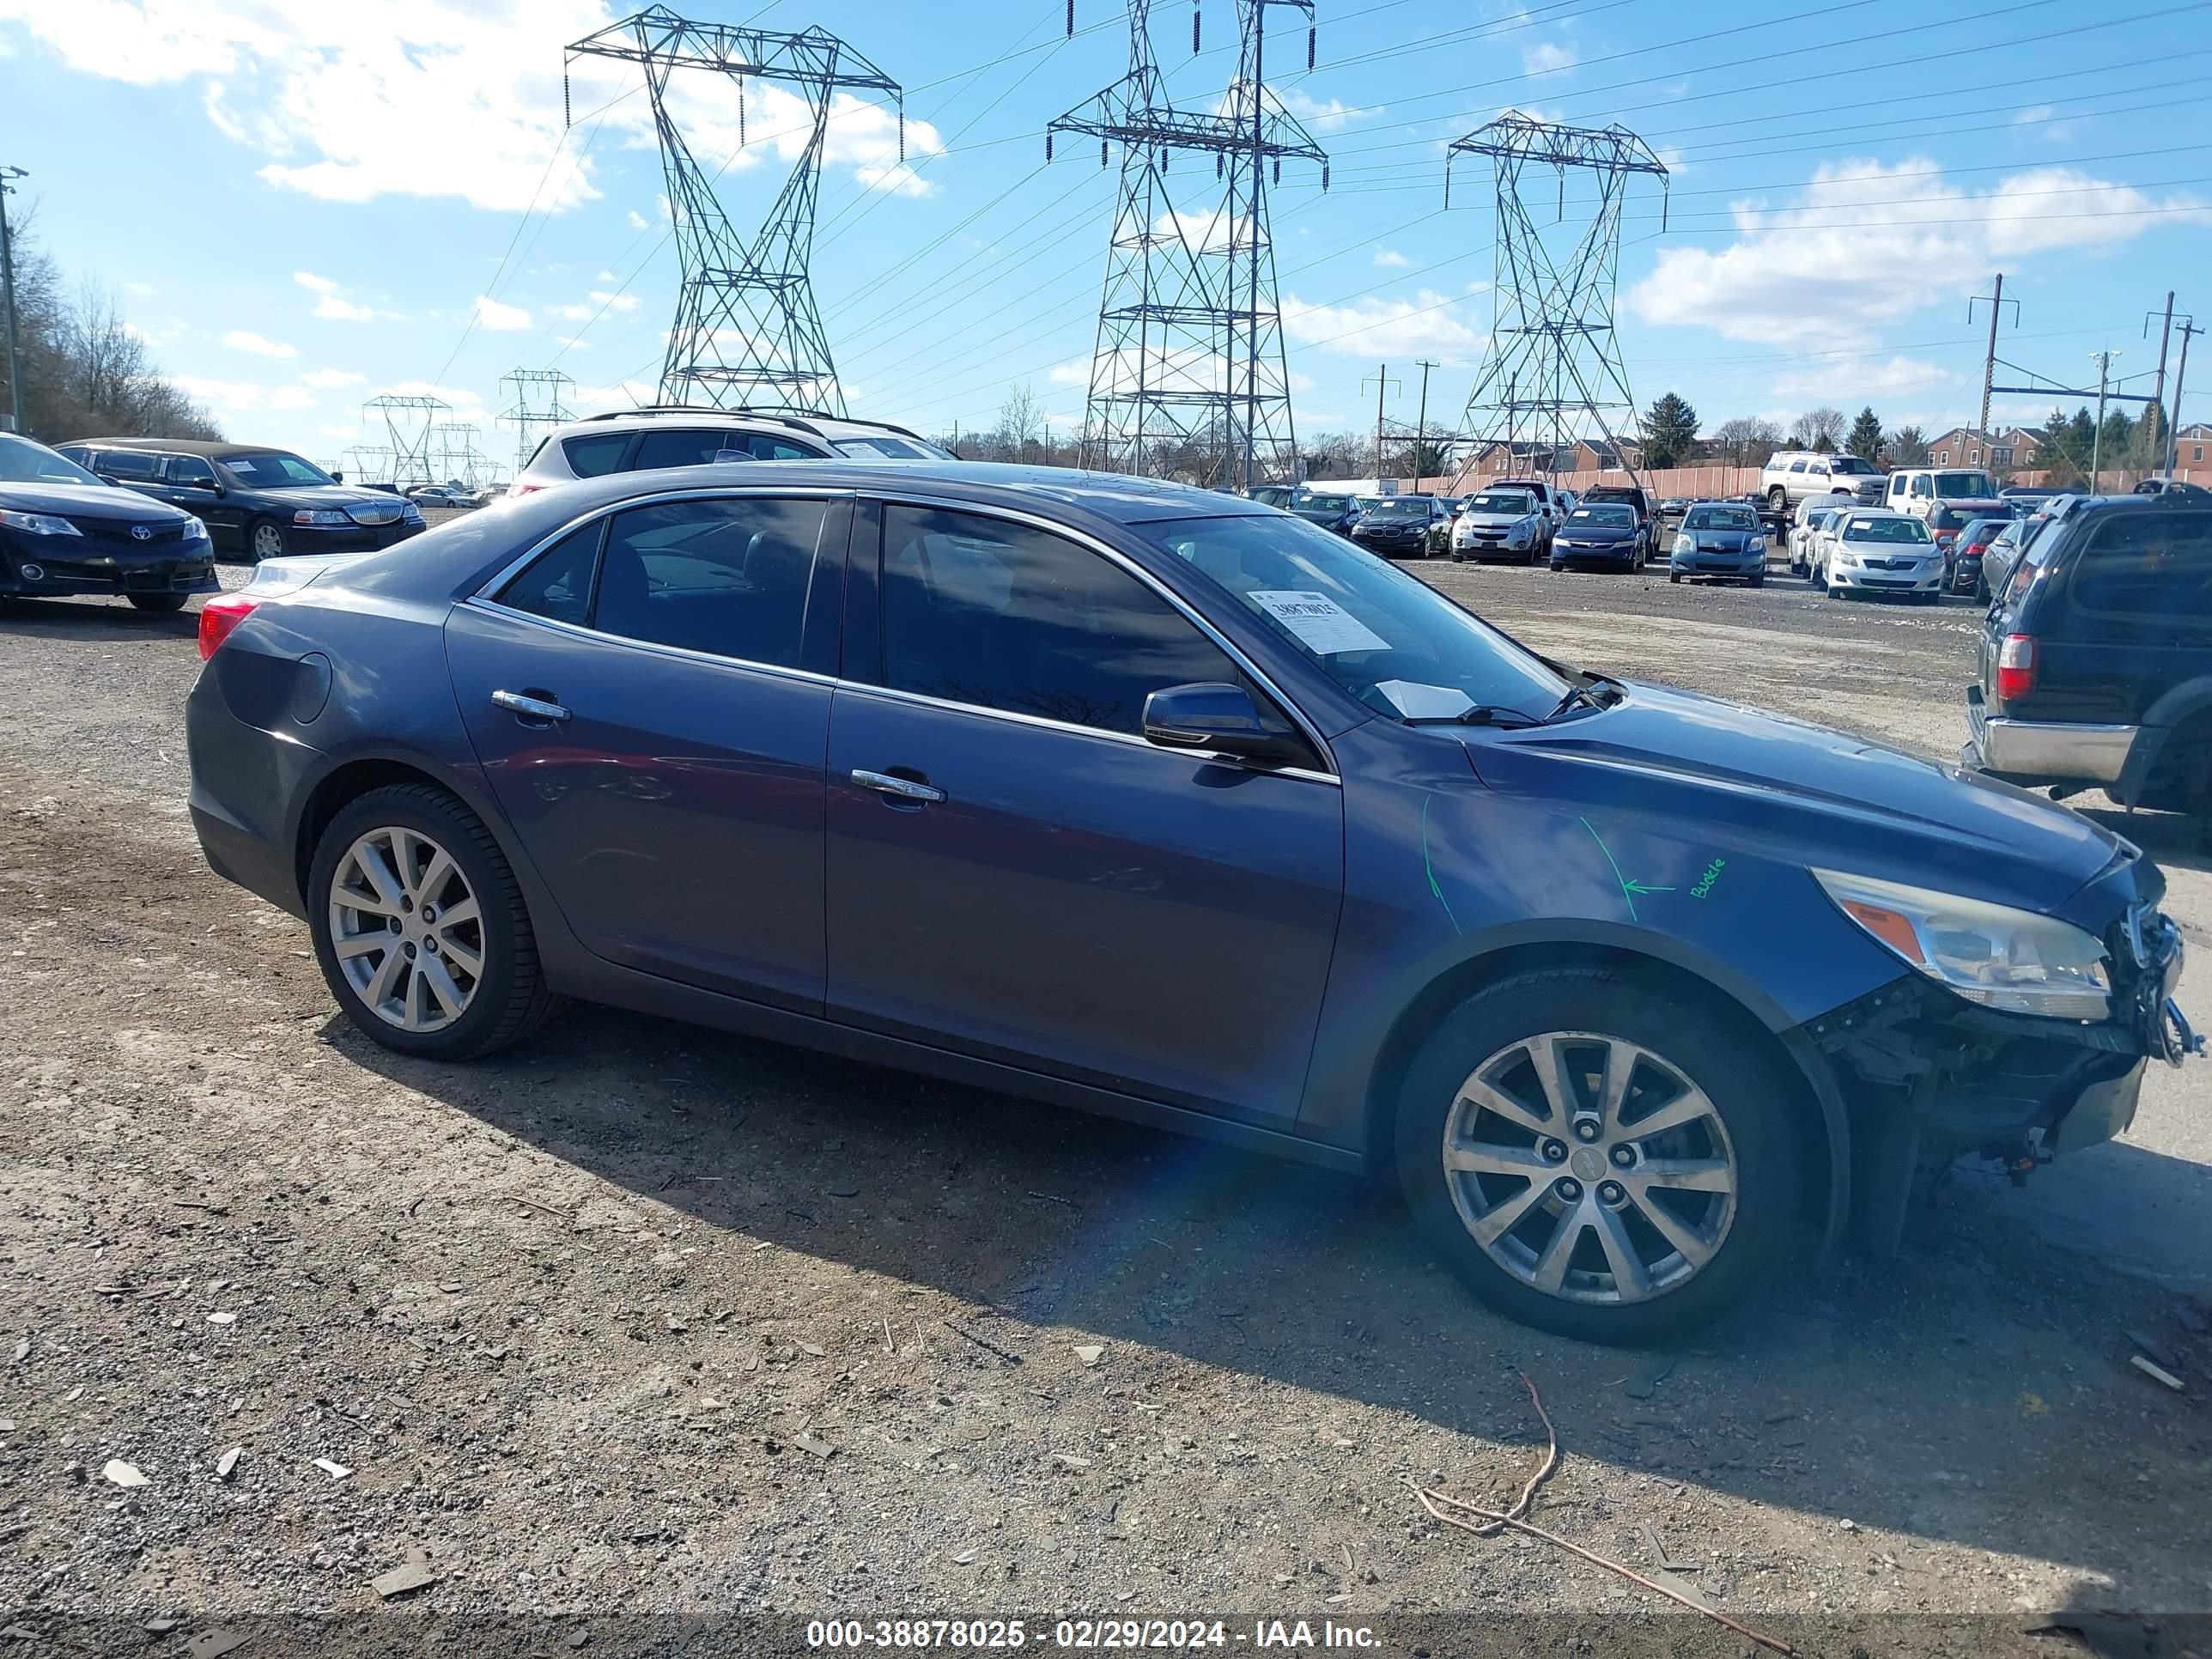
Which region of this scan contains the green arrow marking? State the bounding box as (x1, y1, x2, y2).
(1577, 817, 1672, 921)
(1623, 878, 1675, 897)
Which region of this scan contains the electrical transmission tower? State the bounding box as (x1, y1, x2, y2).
(1050, 0, 1325, 487)
(500, 368, 577, 469)
(1447, 117, 1668, 484)
(566, 6, 903, 416)
(362, 394, 450, 487)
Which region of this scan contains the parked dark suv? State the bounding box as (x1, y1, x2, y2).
(185, 462, 2196, 1345)
(59, 440, 425, 562)
(1965, 494, 2212, 842)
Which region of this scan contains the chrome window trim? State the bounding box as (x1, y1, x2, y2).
(865, 490, 1340, 777)
(465, 598, 840, 689)
(829, 677, 1340, 787)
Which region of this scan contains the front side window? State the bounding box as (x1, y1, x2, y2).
(169, 455, 218, 489)
(220, 451, 332, 486)
(1137, 513, 1572, 725)
(878, 506, 1240, 737)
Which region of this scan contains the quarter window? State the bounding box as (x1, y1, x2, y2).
(878, 506, 1242, 738)
(745, 434, 822, 460)
(592, 497, 826, 666)
(561, 432, 632, 478)
(495, 522, 603, 628)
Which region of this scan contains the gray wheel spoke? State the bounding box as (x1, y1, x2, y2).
(1528, 1205, 1584, 1295)
(436, 932, 483, 977)
(435, 896, 480, 933)
(334, 933, 386, 962)
(1632, 1158, 1734, 1194)
(1459, 1078, 1552, 1138)
(404, 963, 434, 1030)
(1589, 1201, 1653, 1301)
(1596, 1045, 1634, 1133)
(421, 955, 467, 1019)
(1527, 1034, 1579, 1127)
(415, 847, 456, 907)
(1626, 1185, 1719, 1270)
(1620, 1087, 1717, 1141)
(363, 945, 404, 1011)
(327, 823, 482, 1036)
(1466, 1176, 1552, 1248)
(1445, 1142, 1553, 1179)
(351, 842, 408, 915)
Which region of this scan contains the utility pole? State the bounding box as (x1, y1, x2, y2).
(2089, 350, 2117, 494)
(2143, 293, 2182, 475)
(2167, 319, 2202, 478)
(1363, 362, 1399, 483)
(1968, 272, 2016, 448)
(1412, 358, 1437, 491)
(0, 166, 26, 434)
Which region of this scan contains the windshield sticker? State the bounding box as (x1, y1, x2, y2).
(1247, 591, 1390, 656)
(228, 459, 258, 473)
(1376, 680, 1476, 720)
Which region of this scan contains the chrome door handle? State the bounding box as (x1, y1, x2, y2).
(851, 769, 945, 804)
(492, 689, 571, 722)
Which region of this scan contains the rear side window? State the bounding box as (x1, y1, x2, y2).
(631, 428, 749, 471)
(745, 434, 822, 461)
(592, 496, 828, 666)
(561, 432, 631, 478)
(2068, 513, 2212, 619)
(97, 450, 163, 481)
(495, 522, 604, 627)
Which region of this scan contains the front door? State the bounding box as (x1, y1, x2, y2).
(823, 502, 1345, 1127)
(161, 454, 248, 550)
(447, 491, 849, 1011)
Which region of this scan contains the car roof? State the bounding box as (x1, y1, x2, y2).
(66, 437, 309, 459)
(551, 406, 933, 444)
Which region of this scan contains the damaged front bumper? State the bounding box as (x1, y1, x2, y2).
(1801, 902, 2197, 1243)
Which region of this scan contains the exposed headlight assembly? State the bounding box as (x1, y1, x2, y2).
(1814, 867, 2112, 1020)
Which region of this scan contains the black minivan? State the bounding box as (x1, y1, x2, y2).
(1964, 495, 2212, 838)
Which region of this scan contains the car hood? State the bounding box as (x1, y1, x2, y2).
(1465, 681, 2131, 919)
(252, 485, 411, 511)
(1559, 521, 1636, 540)
(0, 481, 190, 525)
(1459, 508, 1537, 528)
(1678, 526, 1762, 547)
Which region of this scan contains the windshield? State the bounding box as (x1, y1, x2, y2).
(1844, 517, 1931, 544)
(1682, 506, 1757, 530)
(1830, 456, 1881, 476)
(1468, 492, 1535, 514)
(1933, 471, 1997, 499)
(1568, 505, 1634, 527)
(222, 451, 334, 487)
(0, 434, 102, 486)
(1366, 500, 1431, 520)
(1289, 495, 1346, 519)
(1138, 514, 1572, 722)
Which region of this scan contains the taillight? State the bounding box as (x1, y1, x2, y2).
(511, 483, 544, 496)
(198, 592, 259, 660)
(1996, 634, 2036, 702)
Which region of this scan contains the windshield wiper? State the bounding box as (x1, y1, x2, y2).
(1544, 681, 1619, 722)
(1404, 705, 1539, 728)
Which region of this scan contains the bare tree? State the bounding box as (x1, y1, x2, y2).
(1711, 416, 1781, 467)
(1787, 406, 1846, 451)
(1300, 430, 1365, 479)
(994, 382, 1044, 465)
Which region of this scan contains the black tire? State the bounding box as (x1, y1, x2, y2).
(246, 518, 288, 562)
(1393, 968, 1811, 1345)
(1766, 486, 1789, 514)
(307, 782, 554, 1060)
(1668, 571, 1680, 583)
(129, 592, 188, 612)
(1748, 574, 1765, 588)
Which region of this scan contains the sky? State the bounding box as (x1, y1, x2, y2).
(3, 0, 2210, 477)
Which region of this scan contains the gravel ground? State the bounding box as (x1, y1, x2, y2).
(0, 538, 2207, 1653)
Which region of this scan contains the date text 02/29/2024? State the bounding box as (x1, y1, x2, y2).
(805, 1619, 1381, 1649)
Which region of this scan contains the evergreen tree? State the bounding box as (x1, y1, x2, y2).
(1845, 406, 1883, 461)
(1640, 392, 1699, 469)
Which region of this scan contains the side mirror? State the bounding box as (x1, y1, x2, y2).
(330, 471, 343, 484)
(1142, 682, 1307, 768)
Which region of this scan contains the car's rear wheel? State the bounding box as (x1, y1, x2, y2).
(1395, 969, 1808, 1345)
(307, 783, 553, 1060)
(248, 519, 288, 562)
(1766, 486, 1789, 513)
(128, 592, 188, 612)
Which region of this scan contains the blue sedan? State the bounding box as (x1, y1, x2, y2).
(1669, 501, 1769, 586)
(185, 463, 2194, 1345)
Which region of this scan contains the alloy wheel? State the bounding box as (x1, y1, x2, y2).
(1441, 1031, 1738, 1306)
(326, 825, 485, 1033)
(252, 523, 286, 560)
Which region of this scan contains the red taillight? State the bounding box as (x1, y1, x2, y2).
(511, 483, 544, 496)
(1996, 633, 2036, 702)
(198, 592, 259, 660)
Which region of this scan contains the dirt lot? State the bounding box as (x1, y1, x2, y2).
(1, 547, 2207, 1655)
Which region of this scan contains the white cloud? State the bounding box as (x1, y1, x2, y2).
(124, 280, 156, 296)
(317, 423, 356, 438)
(1279, 88, 1365, 133)
(294, 270, 375, 321)
(1281, 289, 1486, 363)
(1373, 247, 1410, 269)
(1626, 158, 2212, 347)
(570, 379, 658, 412)
(2014, 105, 2055, 126)
(595, 269, 619, 283)
(1772, 355, 1956, 400)
(472, 295, 532, 331)
(1047, 359, 1091, 387)
(1522, 40, 1577, 75)
(626, 209, 650, 230)
(223, 329, 296, 359)
(586, 289, 638, 313)
(175, 375, 316, 414)
(301, 367, 365, 387)
(556, 335, 592, 351)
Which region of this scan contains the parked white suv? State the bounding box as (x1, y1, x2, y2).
(1759, 451, 1887, 513)
(510, 407, 952, 496)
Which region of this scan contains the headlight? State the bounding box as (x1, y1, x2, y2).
(401, 505, 424, 523)
(0, 508, 82, 537)
(180, 515, 208, 543)
(1813, 868, 2112, 1020)
(1673, 532, 1692, 555)
(295, 508, 351, 526)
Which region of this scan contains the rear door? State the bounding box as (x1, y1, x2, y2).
(447, 489, 850, 1010)
(822, 500, 1345, 1128)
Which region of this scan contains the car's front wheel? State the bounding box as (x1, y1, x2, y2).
(308, 782, 553, 1060)
(248, 519, 288, 562)
(128, 592, 188, 612)
(1395, 969, 1808, 1344)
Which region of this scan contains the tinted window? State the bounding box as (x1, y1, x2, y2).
(880, 506, 1240, 737)
(1138, 514, 1572, 724)
(2069, 513, 2212, 618)
(590, 497, 826, 666)
(495, 522, 604, 627)
(221, 451, 332, 485)
(1844, 518, 1931, 543)
(631, 428, 748, 471)
(562, 432, 631, 478)
(169, 455, 218, 489)
(1682, 507, 1757, 530)
(0, 435, 102, 485)
(747, 434, 821, 461)
(97, 450, 163, 481)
